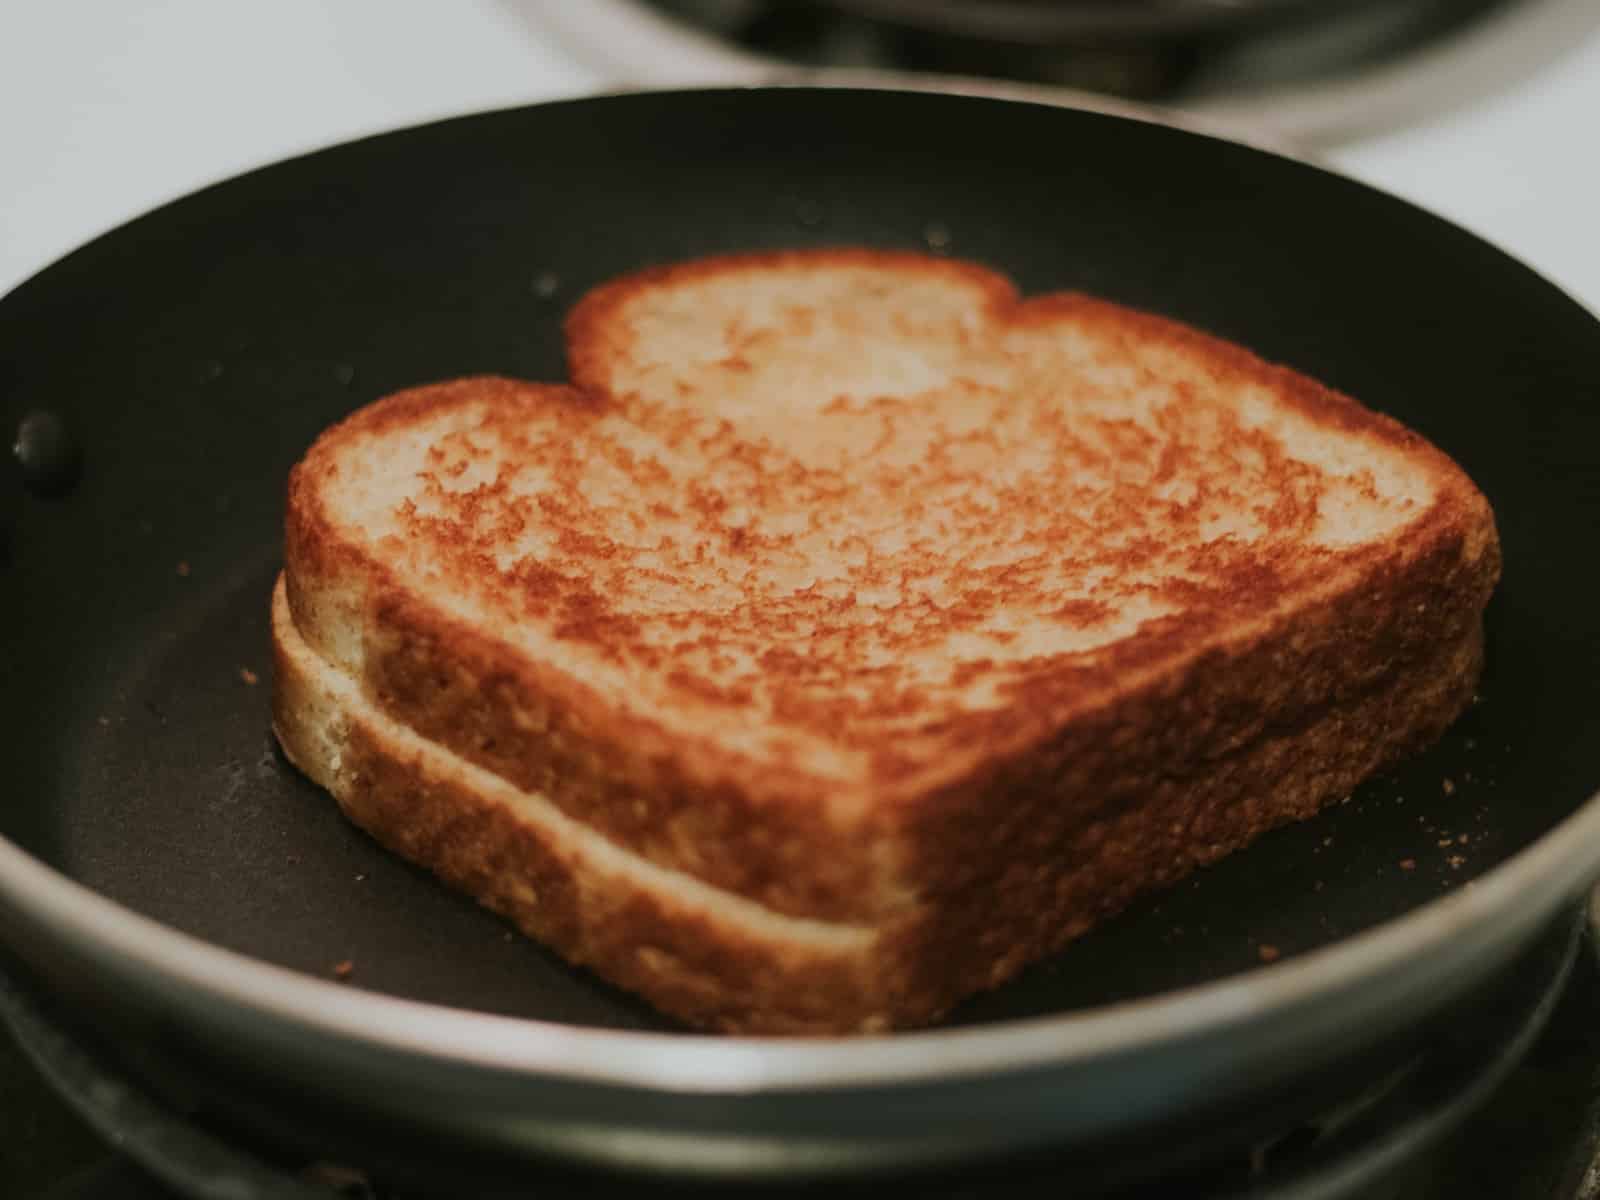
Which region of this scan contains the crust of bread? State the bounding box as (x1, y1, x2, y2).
(273, 576, 1483, 1034)
(271, 578, 886, 1035)
(277, 249, 1500, 1032)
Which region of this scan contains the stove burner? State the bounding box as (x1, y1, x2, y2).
(2, 907, 1594, 1199)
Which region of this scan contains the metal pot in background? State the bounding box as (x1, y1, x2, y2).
(532, 0, 1600, 143)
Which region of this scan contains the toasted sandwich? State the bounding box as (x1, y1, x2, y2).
(272, 249, 1499, 1034)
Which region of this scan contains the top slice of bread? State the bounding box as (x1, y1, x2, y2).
(278, 249, 1498, 1030)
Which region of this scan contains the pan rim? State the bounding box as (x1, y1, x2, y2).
(2, 83, 1598, 1097)
(3, 784, 1598, 1092)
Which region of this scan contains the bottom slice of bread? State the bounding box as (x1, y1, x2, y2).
(271, 576, 896, 1033)
(271, 576, 1481, 1035)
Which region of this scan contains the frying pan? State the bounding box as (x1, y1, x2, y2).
(2, 85, 1600, 1193)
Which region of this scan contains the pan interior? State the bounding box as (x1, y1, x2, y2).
(2, 88, 1598, 1032)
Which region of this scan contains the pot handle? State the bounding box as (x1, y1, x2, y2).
(4, 409, 83, 553)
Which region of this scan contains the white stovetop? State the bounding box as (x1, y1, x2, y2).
(2, 0, 1598, 312)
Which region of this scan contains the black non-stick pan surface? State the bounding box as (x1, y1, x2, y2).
(3, 87, 1600, 1191)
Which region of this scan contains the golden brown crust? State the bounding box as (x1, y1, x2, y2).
(358, 583, 895, 922)
(271, 578, 890, 1034)
(886, 621, 1486, 1024)
(893, 465, 1498, 910)
(276, 249, 1501, 1029)
(273, 575, 1484, 1034)
(284, 250, 1497, 926)
(284, 394, 900, 922)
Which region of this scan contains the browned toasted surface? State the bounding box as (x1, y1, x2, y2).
(271, 578, 890, 1034)
(271, 576, 1484, 1034)
(892, 624, 1485, 1021)
(283, 250, 1497, 926)
(276, 249, 1499, 1029)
